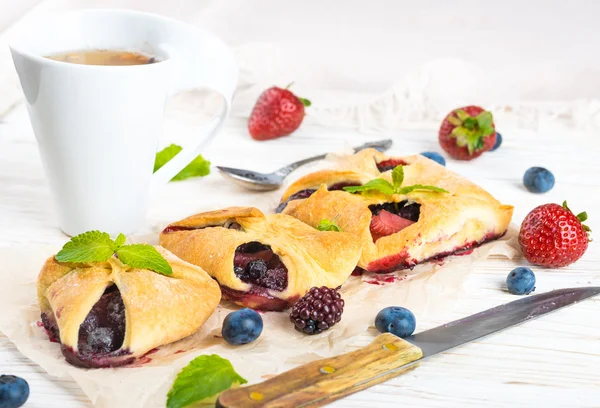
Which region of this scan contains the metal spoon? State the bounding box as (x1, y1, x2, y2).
(217, 139, 393, 191)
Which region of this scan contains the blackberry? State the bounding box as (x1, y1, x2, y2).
(290, 286, 344, 335)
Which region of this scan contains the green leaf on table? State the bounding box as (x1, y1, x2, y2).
(116, 244, 173, 275)
(154, 144, 211, 182)
(55, 231, 116, 263)
(167, 354, 247, 408)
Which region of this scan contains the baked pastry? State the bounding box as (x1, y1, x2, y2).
(278, 148, 513, 272)
(159, 207, 362, 311)
(38, 246, 221, 368)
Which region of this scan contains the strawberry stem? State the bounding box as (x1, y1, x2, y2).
(285, 82, 294, 89)
(299, 97, 312, 107)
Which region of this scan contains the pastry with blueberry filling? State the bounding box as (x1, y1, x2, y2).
(37, 246, 220, 368)
(160, 207, 362, 311)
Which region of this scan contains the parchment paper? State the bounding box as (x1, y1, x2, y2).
(0, 233, 517, 407)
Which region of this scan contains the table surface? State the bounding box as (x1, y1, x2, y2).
(1, 104, 599, 408)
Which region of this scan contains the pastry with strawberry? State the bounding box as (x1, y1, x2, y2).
(277, 148, 513, 273)
(439, 106, 497, 160)
(248, 85, 311, 141)
(519, 201, 591, 267)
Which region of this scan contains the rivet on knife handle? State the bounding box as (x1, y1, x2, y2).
(216, 333, 422, 408)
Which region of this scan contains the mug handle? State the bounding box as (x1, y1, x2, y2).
(150, 29, 238, 192)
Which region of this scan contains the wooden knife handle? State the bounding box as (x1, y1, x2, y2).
(216, 333, 422, 408)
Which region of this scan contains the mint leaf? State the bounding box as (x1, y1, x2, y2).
(114, 233, 126, 248)
(116, 244, 173, 275)
(154, 144, 211, 182)
(396, 184, 449, 195)
(343, 179, 395, 195)
(317, 219, 341, 232)
(167, 355, 247, 408)
(55, 231, 116, 263)
(391, 165, 404, 189)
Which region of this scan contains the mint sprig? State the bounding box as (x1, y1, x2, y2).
(317, 217, 341, 232)
(343, 165, 448, 196)
(167, 355, 247, 408)
(55, 231, 116, 263)
(154, 144, 211, 182)
(55, 231, 173, 275)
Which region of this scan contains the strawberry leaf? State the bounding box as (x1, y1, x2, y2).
(577, 212, 588, 222)
(299, 98, 312, 107)
(476, 111, 493, 129)
(447, 116, 462, 126)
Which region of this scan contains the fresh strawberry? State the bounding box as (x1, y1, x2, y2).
(438, 106, 496, 160)
(518, 201, 591, 267)
(370, 210, 415, 241)
(248, 86, 311, 141)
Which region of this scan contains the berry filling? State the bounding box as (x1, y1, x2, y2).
(276, 182, 361, 213)
(367, 231, 506, 273)
(77, 285, 126, 356)
(162, 220, 242, 234)
(234, 242, 288, 291)
(369, 201, 420, 241)
(41, 285, 133, 368)
(376, 159, 407, 172)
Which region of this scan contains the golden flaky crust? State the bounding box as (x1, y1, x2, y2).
(159, 207, 362, 309)
(37, 247, 221, 359)
(281, 149, 513, 271)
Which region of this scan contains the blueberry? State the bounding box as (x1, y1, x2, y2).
(420, 152, 446, 166)
(0, 375, 29, 408)
(86, 327, 116, 353)
(246, 260, 267, 280)
(222, 308, 263, 345)
(374, 306, 416, 338)
(506, 267, 536, 295)
(490, 132, 502, 151)
(523, 167, 554, 193)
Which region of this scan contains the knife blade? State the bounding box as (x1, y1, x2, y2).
(216, 287, 600, 408)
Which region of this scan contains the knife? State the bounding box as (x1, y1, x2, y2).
(217, 287, 600, 408)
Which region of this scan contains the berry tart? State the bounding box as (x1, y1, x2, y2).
(37, 247, 221, 368)
(159, 207, 362, 311)
(278, 148, 513, 273)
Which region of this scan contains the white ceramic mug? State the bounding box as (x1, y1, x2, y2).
(9, 9, 237, 236)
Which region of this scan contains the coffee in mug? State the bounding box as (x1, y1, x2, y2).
(46, 49, 158, 66)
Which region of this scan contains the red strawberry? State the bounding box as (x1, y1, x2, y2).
(438, 105, 497, 160)
(370, 210, 415, 241)
(376, 159, 407, 172)
(518, 201, 591, 267)
(248, 86, 311, 141)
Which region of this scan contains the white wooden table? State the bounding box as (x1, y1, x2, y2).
(1, 104, 599, 407)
